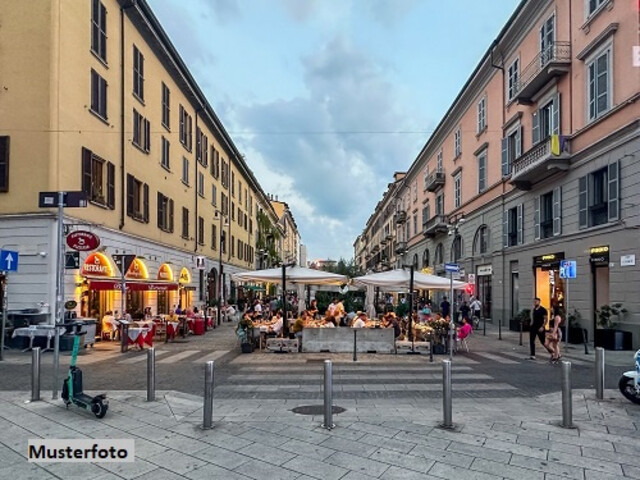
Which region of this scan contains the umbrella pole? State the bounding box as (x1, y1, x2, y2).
(282, 264, 288, 337)
(407, 265, 420, 355)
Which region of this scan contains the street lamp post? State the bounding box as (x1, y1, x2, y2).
(446, 213, 466, 323)
(216, 211, 228, 327)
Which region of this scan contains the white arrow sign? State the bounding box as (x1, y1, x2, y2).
(5, 253, 13, 270)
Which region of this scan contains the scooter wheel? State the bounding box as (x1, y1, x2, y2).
(92, 399, 108, 418)
(618, 376, 640, 405)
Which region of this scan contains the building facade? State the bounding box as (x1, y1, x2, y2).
(357, 0, 640, 343)
(0, 0, 287, 320)
(270, 197, 301, 266)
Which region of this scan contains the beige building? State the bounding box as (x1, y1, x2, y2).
(270, 196, 301, 266)
(0, 0, 281, 320)
(357, 0, 640, 343)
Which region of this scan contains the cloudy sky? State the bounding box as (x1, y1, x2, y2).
(151, 0, 520, 262)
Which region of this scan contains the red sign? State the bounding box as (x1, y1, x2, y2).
(81, 252, 114, 277)
(89, 280, 179, 291)
(67, 231, 100, 251)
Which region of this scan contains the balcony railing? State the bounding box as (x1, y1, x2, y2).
(423, 215, 448, 238)
(511, 136, 571, 190)
(514, 42, 571, 103)
(394, 241, 407, 255)
(425, 171, 446, 192)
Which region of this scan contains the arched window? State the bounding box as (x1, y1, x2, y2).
(434, 243, 444, 265)
(413, 254, 419, 269)
(451, 235, 463, 262)
(473, 225, 489, 256)
(422, 249, 430, 268)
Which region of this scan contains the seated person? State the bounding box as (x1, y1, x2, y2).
(458, 317, 472, 340)
(382, 312, 401, 339)
(322, 315, 336, 328)
(292, 315, 305, 336)
(352, 312, 367, 328)
(307, 299, 319, 318)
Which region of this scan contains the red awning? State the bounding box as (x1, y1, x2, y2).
(88, 280, 179, 291)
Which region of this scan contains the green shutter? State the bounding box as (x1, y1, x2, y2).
(578, 176, 588, 228)
(608, 161, 619, 222)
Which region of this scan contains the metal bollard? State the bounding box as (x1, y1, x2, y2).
(147, 348, 155, 402)
(483, 316, 486, 337)
(498, 318, 502, 340)
(448, 322, 454, 361)
(31, 347, 41, 402)
(595, 347, 605, 400)
(561, 361, 573, 428)
(322, 360, 334, 429)
(353, 329, 357, 362)
(519, 320, 523, 346)
(203, 361, 214, 429)
(583, 328, 589, 355)
(442, 359, 452, 428)
(429, 331, 433, 363)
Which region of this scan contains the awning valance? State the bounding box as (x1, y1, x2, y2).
(88, 279, 179, 291)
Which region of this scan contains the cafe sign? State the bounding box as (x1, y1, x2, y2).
(589, 245, 610, 266)
(157, 263, 174, 281)
(66, 231, 100, 251)
(81, 252, 115, 277)
(179, 267, 192, 284)
(533, 252, 564, 269)
(125, 258, 149, 280)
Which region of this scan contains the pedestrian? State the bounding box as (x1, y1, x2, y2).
(470, 297, 481, 320)
(440, 296, 451, 318)
(459, 301, 470, 323)
(545, 304, 563, 363)
(530, 297, 553, 360)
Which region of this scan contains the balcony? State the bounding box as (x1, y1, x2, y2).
(385, 233, 393, 241)
(514, 42, 571, 104)
(510, 136, 571, 190)
(395, 211, 407, 224)
(425, 171, 446, 192)
(394, 241, 407, 255)
(423, 215, 449, 238)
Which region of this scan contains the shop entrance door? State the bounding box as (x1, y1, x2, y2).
(511, 272, 519, 320)
(592, 265, 610, 333)
(535, 267, 565, 324)
(476, 275, 492, 319)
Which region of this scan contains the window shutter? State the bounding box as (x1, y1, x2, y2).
(532, 111, 540, 146)
(515, 127, 522, 159)
(608, 160, 620, 222)
(126, 174, 134, 217)
(553, 187, 562, 236)
(502, 210, 508, 248)
(0, 136, 8, 192)
(552, 93, 560, 135)
(81, 147, 92, 195)
(107, 162, 115, 209)
(144, 120, 150, 152)
(169, 199, 174, 232)
(157, 193, 162, 228)
(143, 183, 149, 223)
(578, 176, 588, 228)
(501, 137, 509, 176)
(534, 196, 540, 240)
(517, 203, 524, 245)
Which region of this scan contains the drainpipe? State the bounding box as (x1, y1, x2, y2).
(119, 6, 126, 230)
(194, 106, 202, 253)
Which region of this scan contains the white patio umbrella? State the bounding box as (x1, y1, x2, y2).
(352, 269, 467, 290)
(232, 266, 348, 285)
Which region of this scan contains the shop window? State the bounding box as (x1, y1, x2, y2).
(473, 225, 489, 255)
(81, 147, 115, 208)
(535, 188, 561, 240)
(579, 162, 619, 228)
(503, 204, 523, 247)
(157, 192, 173, 233)
(126, 174, 148, 223)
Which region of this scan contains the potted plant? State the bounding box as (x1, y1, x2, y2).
(563, 309, 588, 344)
(509, 309, 531, 332)
(594, 303, 631, 350)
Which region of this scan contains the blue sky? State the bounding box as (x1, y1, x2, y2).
(151, 0, 521, 263)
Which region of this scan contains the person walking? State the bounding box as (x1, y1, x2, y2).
(530, 297, 552, 360)
(440, 297, 451, 319)
(470, 297, 482, 321)
(545, 305, 563, 363)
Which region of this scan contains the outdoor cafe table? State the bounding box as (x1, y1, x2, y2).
(165, 321, 180, 342)
(12, 325, 56, 352)
(127, 327, 153, 349)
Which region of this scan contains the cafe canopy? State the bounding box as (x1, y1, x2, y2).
(232, 266, 348, 286)
(352, 269, 467, 290)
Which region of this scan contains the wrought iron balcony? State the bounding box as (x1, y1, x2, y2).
(425, 171, 446, 192)
(395, 210, 407, 224)
(514, 42, 571, 104)
(511, 136, 571, 190)
(394, 241, 407, 255)
(423, 215, 448, 238)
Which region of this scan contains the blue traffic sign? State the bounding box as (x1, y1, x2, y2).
(444, 263, 460, 273)
(0, 249, 18, 272)
(560, 260, 576, 279)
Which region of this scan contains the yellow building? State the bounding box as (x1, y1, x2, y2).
(270, 196, 301, 266)
(0, 0, 280, 319)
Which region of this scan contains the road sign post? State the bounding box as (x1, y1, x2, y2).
(560, 260, 577, 346)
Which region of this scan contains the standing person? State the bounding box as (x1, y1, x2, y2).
(440, 297, 451, 319)
(459, 301, 470, 323)
(253, 299, 263, 316)
(530, 297, 552, 360)
(470, 296, 482, 323)
(545, 305, 563, 363)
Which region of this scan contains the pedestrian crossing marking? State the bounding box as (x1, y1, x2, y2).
(191, 350, 230, 363)
(473, 352, 519, 364)
(117, 350, 170, 364)
(157, 350, 201, 363)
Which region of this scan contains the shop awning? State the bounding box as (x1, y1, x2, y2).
(88, 279, 179, 291)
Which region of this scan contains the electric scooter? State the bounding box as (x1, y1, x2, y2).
(619, 349, 640, 405)
(61, 322, 108, 418)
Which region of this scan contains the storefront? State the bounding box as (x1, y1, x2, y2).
(475, 264, 492, 319)
(80, 252, 119, 319)
(178, 267, 195, 309)
(590, 245, 610, 332)
(532, 252, 566, 316)
(157, 263, 178, 314)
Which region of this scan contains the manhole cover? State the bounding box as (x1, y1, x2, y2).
(291, 405, 346, 415)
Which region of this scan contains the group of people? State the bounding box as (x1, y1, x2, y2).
(529, 297, 564, 363)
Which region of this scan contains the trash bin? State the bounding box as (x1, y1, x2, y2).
(76, 318, 97, 347)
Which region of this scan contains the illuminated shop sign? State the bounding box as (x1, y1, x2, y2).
(533, 252, 564, 268)
(590, 245, 610, 265)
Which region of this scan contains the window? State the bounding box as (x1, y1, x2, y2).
(196, 128, 208, 167)
(423, 167, 429, 190)
(588, 0, 608, 16)
(477, 97, 486, 133)
(198, 216, 205, 245)
(451, 235, 463, 262)
(90, 69, 107, 120)
(501, 126, 522, 176)
(231, 171, 235, 197)
(503, 204, 523, 247)
(413, 214, 417, 237)
(587, 47, 611, 121)
(238, 239, 243, 261)
(434, 243, 444, 265)
(181, 207, 189, 239)
(197, 172, 205, 197)
(161, 137, 170, 170)
(508, 58, 519, 100)
(126, 174, 149, 222)
(422, 249, 430, 268)
(211, 224, 217, 250)
(532, 94, 560, 144)
(221, 159, 229, 188)
(477, 150, 487, 193)
(540, 15, 555, 65)
(221, 193, 228, 216)
(454, 173, 462, 208)
(473, 225, 489, 255)
(179, 105, 193, 151)
(133, 45, 144, 101)
(436, 193, 444, 216)
(211, 184, 217, 206)
(0, 136, 9, 192)
(579, 162, 619, 228)
(157, 192, 173, 233)
(421, 204, 430, 227)
(412, 181, 417, 202)
(454, 127, 462, 158)
(221, 231, 226, 254)
(91, 0, 107, 62)
(161, 83, 170, 130)
(231, 202, 235, 222)
(182, 157, 189, 185)
(437, 150, 443, 172)
(132, 109, 150, 152)
(211, 147, 220, 178)
(231, 235, 235, 257)
(81, 147, 115, 208)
